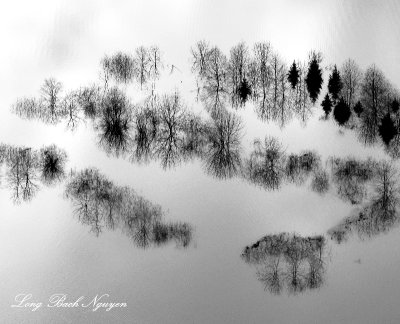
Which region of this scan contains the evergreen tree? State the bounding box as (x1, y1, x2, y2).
(305, 53, 323, 103)
(328, 65, 343, 101)
(391, 99, 399, 113)
(333, 98, 351, 126)
(321, 93, 332, 117)
(353, 101, 363, 117)
(287, 61, 300, 89)
(379, 113, 397, 145)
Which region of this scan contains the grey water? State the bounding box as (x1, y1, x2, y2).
(1, 1, 400, 323)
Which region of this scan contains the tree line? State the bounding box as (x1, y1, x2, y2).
(242, 233, 327, 295)
(0, 144, 67, 203)
(65, 167, 192, 248)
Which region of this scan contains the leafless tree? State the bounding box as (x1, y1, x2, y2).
(191, 40, 211, 80)
(134, 46, 151, 89)
(203, 110, 242, 179)
(96, 88, 134, 157)
(228, 42, 249, 107)
(101, 52, 135, 85)
(148, 46, 163, 81)
(244, 136, 286, 190)
(341, 58, 362, 108)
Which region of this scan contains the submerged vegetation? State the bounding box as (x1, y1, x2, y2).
(0, 144, 67, 203)
(65, 168, 192, 248)
(242, 233, 328, 295)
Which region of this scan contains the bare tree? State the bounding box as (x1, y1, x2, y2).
(101, 52, 135, 85)
(341, 58, 362, 108)
(359, 65, 391, 142)
(253, 42, 272, 118)
(204, 110, 242, 179)
(96, 88, 134, 157)
(149, 45, 163, 81)
(228, 42, 249, 107)
(39, 78, 64, 123)
(134, 46, 151, 89)
(191, 40, 211, 79)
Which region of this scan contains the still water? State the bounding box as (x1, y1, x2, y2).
(1, 0, 400, 323)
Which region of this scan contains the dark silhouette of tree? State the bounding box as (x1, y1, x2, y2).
(284, 151, 320, 185)
(5, 147, 39, 204)
(321, 93, 332, 117)
(131, 98, 159, 164)
(203, 46, 229, 97)
(191, 40, 211, 79)
(328, 65, 343, 101)
(96, 88, 133, 157)
(38, 145, 67, 185)
(329, 157, 376, 204)
(204, 110, 242, 179)
(353, 101, 363, 117)
(252, 42, 272, 118)
(154, 92, 187, 168)
(237, 78, 252, 105)
(333, 98, 351, 126)
(293, 62, 313, 125)
(379, 113, 397, 145)
(311, 169, 330, 194)
(65, 168, 192, 247)
(148, 46, 163, 81)
(101, 52, 135, 85)
(0, 144, 68, 204)
(244, 136, 286, 190)
(305, 52, 323, 103)
(76, 85, 101, 119)
(359, 65, 390, 143)
(287, 61, 300, 89)
(228, 42, 249, 107)
(329, 161, 400, 243)
(341, 59, 362, 108)
(392, 99, 399, 113)
(242, 233, 327, 295)
(134, 46, 151, 89)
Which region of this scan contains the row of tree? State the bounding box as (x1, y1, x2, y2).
(191, 41, 324, 126)
(321, 61, 400, 149)
(65, 167, 192, 248)
(328, 161, 400, 243)
(242, 233, 327, 294)
(0, 144, 67, 203)
(101, 46, 163, 88)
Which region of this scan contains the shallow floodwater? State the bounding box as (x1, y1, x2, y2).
(1, 1, 400, 323)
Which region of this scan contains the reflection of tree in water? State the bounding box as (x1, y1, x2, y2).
(153, 93, 188, 168)
(65, 168, 192, 248)
(38, 144, 68, 185)
(96, 87, 134, 157)
(203, 110, 242, 179)
(244, 136, 286, 190)
(191, 41, 313, 127)
(13, 78, 65, 124)
(329, 162, 400, 243)
(0, 144, 67, 203)
(242, 233, 327, 295)
(131, 97, 159, 164)
(284, 150, 320, 186)
(328, 157, 376, 205)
